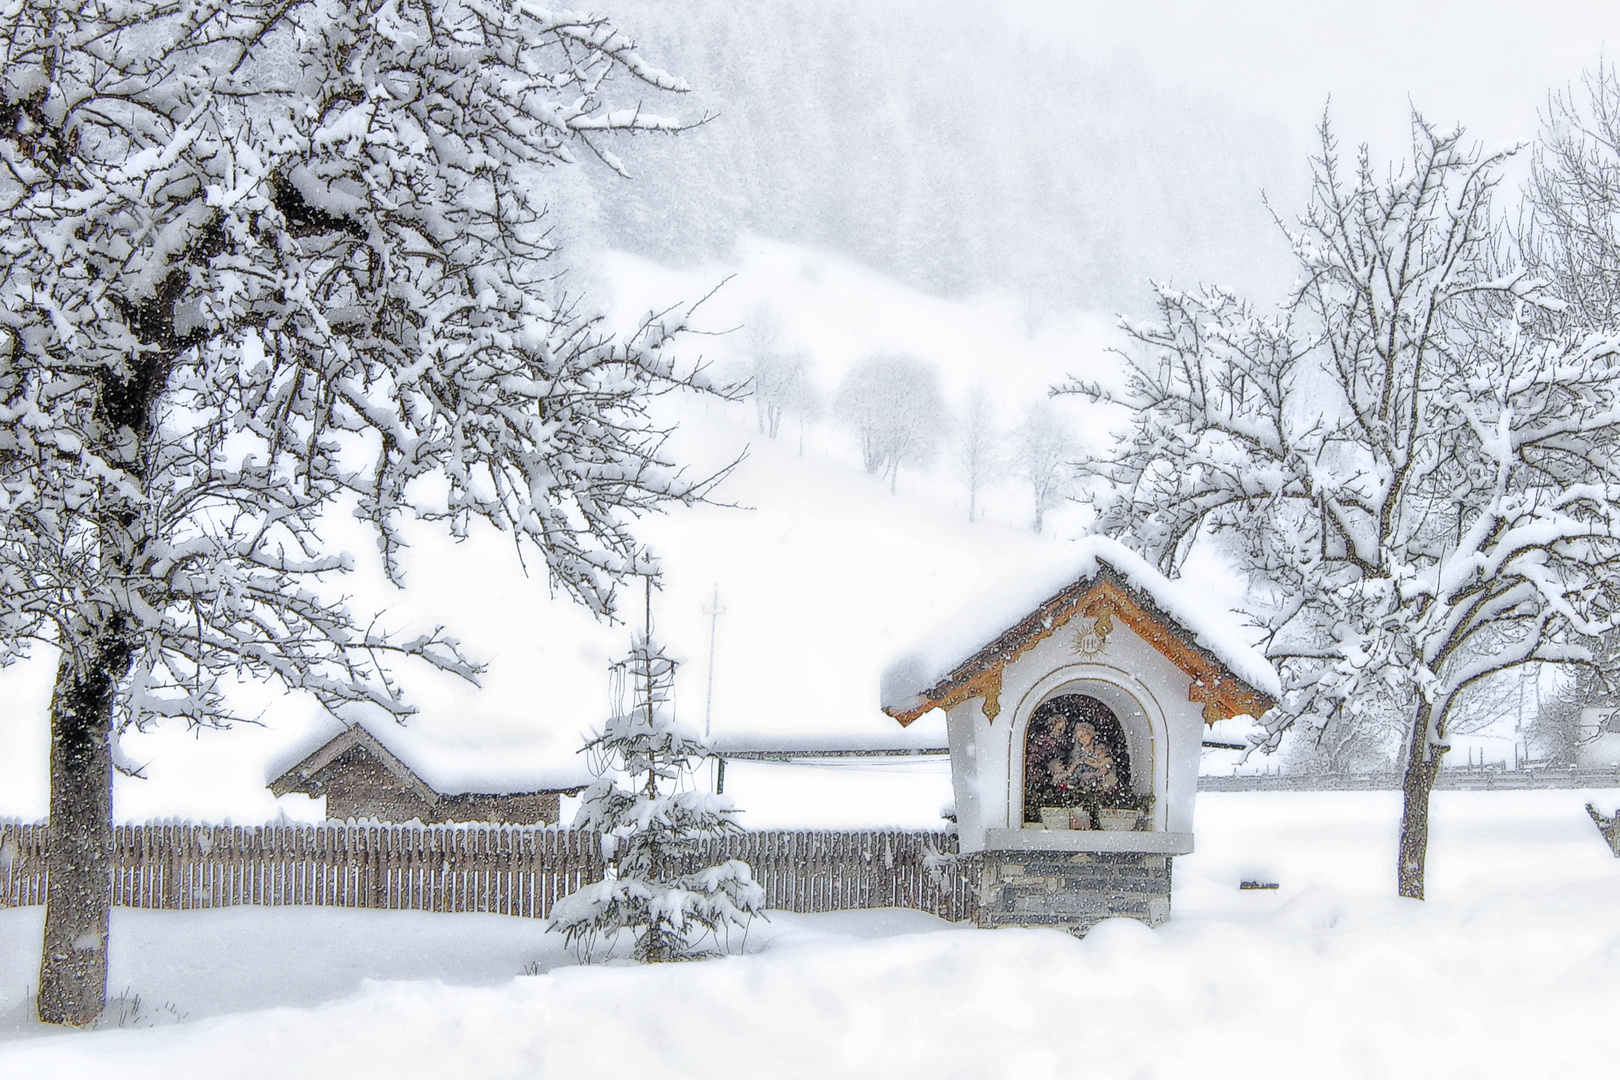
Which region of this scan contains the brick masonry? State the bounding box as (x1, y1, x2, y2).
(977, 849, 1172, 937)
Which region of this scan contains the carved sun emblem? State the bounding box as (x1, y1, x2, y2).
(1071, 616, 1109, 658)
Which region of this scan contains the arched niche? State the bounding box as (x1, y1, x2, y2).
(1006, 666, 1168, 831)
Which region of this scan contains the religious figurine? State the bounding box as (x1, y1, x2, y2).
(1022, 696, 1130, 823)
(1049, 721, 1120, 794)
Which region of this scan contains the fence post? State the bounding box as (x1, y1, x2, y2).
(365, 823, 382, 909)
(161, 823, 179, 909)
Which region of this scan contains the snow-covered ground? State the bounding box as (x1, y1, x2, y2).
(4, 789, 1618, 1078)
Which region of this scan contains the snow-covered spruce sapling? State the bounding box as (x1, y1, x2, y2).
(548, 629, 762, 963)
(0, 0, 723, 1025)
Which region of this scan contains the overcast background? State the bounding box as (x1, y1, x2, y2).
(575, 0, 1620, 311)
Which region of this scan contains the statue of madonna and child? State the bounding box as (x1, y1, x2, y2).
(1022, 694, 1145, 828)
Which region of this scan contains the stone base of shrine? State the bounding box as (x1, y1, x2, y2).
(977, 848, 1173, 937)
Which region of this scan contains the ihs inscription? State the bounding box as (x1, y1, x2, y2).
(1071, 616, 1108, 658)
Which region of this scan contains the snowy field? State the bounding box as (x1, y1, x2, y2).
(3, 789, 1619, 1079)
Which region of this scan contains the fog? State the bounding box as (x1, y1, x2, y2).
(580, 0, 1620, 316)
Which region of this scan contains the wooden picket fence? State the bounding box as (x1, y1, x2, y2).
(0, 822, 976, 922)
(709, 829, 974, 919)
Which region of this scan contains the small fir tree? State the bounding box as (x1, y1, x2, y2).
(548, 610, 763, 962)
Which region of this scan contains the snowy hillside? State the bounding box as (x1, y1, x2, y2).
(0, 239, 1175, 825)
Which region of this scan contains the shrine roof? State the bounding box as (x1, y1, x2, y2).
(880, 536, 1279, 724)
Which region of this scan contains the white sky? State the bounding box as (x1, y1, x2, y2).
(1023, 0, 1620, 158)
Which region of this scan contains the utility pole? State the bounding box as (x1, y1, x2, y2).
(704, 584, 725, 794)
(643, 575, 657, 797)
(703, 584, 725, 739)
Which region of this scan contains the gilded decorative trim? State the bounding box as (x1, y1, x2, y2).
(886, 567, 1275, 727)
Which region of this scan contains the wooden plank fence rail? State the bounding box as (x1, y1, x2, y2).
(0, 823, 976, 923)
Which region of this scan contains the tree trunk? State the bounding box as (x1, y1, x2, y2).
(1396, 701, 1443, 900)
(37, 634, 128, 1026)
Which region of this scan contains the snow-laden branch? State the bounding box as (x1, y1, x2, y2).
(0, 0, 725, 734)
(1080, 111, 1620, 785)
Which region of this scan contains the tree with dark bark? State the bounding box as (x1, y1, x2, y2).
(1067, 114, 1620, 899)
(0, 0, 717, 1025)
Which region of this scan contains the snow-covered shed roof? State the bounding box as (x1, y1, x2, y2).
(269, 725, 441, 804)
(881, 537, 1279, 726)
(268, 724, 589, 801)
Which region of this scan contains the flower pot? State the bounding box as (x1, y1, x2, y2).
(1039, 807, 1072, 831)
(1096, 808, 1141, 831)
(1068, 809, 1093, 831)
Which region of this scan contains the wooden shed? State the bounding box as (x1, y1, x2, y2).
(269, 725, 583, 825)
(882, 537, 1277, 936)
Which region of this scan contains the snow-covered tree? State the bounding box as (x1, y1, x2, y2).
(0, 0, 721, 1024)
(1279, 704, 1400, 776)
(832, 354, 944, 493)
(1068, 115, 1620, 899)
(1522, 63, 1620, 332)
(952, 388, 1000, 523)
(1011, 403, 1077, 534)
(736, 307, 818, 443)
(1510, 65, 1620, 773)
(1527, 645, 1614, 765)
(548, 621, 762, 962)
(752, 351, 817, 441)
(789, 374, 825, 457)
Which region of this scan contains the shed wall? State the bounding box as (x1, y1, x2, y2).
(313, 748, 561, 825)
(322, 749, 440, 823)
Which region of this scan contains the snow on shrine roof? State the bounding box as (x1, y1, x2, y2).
(880, 536, 1280, 719)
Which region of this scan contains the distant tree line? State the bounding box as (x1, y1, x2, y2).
(573, 0, 1294, 316)
(729, 317, 1082, 531)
